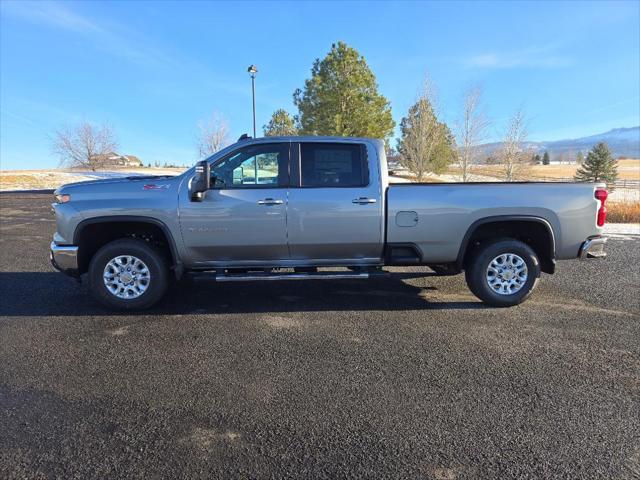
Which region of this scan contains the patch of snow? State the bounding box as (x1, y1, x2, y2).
(608, 188, 640, 203)
(603, 223, 640, 235)
(0, 168, 183, 192)
(388, 176, 413, 183)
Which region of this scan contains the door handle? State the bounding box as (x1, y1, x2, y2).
(257, 198, 284, 205)
(352, 197, 377, 204)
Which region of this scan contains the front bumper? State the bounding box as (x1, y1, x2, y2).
(50, 242, 79, 276)
(579, 236, 607, 260)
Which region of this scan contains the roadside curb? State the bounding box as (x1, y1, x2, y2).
(0, 189, 55, 194)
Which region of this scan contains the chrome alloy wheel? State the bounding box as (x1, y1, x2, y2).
(103, 255, 151, 299)
(486, 253, 528, 295)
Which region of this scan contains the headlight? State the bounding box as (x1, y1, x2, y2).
(55, 194, 71, 203)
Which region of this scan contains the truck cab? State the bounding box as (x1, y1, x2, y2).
(179, 137, 386, 268)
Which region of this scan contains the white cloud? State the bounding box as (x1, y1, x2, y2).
(2, 1, 102, 33)
(2, 1, 176, 68)
(465, 46, 572, 69)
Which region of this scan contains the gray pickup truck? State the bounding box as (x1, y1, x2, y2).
(50, 136, 608, 310)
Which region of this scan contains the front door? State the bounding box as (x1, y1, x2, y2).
(178, 142, 290, 266)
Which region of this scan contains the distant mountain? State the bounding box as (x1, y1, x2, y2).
(480, 126, 640, 160)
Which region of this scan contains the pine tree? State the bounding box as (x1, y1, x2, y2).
(576, 151, 584, 164)
(263, 109, 298, 136)
(293, 42, 395, 140)
(397, 94, 456, 179)
(574, 142, 618, 186)
(533, 153, 541, 164)
(542, 151, 550, 165)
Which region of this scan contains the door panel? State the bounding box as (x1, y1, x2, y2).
(287, 187, 382, 261)
(179, 188, 288, 263)
(287, 142, 384, 262)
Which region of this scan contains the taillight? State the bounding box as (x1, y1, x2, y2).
(595, 188, 608, 227)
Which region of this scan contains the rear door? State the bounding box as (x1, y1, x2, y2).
(286, 141, 384, 263)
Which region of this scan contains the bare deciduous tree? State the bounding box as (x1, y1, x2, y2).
(197, 112, 230, 158)
(455, 86, 490, 182)
(498, 109, 530, 181)
(52, 121, 118, 171)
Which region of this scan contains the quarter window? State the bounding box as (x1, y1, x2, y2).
(300, 143, 368, 187)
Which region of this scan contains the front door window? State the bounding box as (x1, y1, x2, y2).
(211, 143, 288, 188)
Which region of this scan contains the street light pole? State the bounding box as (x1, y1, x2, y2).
(247, 65, 258, 138)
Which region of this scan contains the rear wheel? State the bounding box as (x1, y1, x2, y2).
(465, 239, 540, 307)
(88, 238, 169, 310)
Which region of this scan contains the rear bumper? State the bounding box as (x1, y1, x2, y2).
(50, 242, 79, 276)
(579, 235, 607, 260)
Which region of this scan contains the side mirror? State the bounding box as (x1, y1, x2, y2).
(191, 160, 211, 202)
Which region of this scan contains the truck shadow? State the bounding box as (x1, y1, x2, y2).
(0, 271, 487, 317)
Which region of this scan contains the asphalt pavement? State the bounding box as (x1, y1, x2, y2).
(1, 192, 639, 479)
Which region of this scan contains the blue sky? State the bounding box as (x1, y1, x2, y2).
(1, 0, 639, 169)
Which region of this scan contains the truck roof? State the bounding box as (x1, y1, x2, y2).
(237, 135, 383, 144)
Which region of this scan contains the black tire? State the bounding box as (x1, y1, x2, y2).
(88, 238, 169, 310)
(465, 238, 540, 307)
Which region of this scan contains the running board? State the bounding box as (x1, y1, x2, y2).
(193, 271, 386, 283)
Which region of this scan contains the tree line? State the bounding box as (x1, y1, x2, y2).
(198, 42, 553, 182)
(51, 41, 618, 185)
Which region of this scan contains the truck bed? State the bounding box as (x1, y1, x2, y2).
(386, 182, 603, 263)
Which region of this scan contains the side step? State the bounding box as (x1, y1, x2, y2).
(192, 270, 387, 283)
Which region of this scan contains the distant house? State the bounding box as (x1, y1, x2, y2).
(386, 152, 404, 175)
(91, 152, 143, 168)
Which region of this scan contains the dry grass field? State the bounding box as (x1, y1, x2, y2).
(608, 201, 640, 223)
(0, 174, 53, 190)
(450, 158, 640, 181)
(527, 158, 639, 181)
(0, 167, 184, 191)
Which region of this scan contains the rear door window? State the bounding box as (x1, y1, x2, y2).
(300, 143, 368, 187)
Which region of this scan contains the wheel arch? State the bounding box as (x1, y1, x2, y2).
(73, 216, 182, 277)
(456, 215, 557, 274)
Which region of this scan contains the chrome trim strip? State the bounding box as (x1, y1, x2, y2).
(215, 272, 371, 282)
(191, 257, 382, 268)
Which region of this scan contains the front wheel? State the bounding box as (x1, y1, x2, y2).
(465, 239, 540, 307)
(88, 238, 169, 310)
